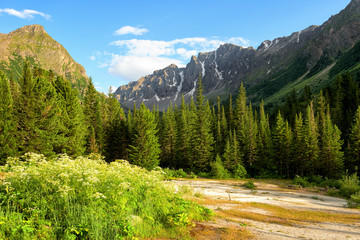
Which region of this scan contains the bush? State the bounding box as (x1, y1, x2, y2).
(350, 191, 360, 204)
(243, 180, 256, 190)
(162, 168, 188, 179)
(338, 172, 360, 199)
(292, 175, 310, 187)
(233, 164, 247, 179)
(210, 155, 229, 179)
(0, 153, 212, 239)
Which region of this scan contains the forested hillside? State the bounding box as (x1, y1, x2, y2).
(1, 63, 360, 179)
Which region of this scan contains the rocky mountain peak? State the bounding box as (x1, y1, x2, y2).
(0, 25, 88, 90)
(9, 24, 46, 36)
(115, 0, 360, 110)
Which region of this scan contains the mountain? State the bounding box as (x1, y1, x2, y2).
(0, 24, 88, 94)
(115, 0, 360, 109)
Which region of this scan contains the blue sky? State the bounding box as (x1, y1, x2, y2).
(0, 0, 351, 93)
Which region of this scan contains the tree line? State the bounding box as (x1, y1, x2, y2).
(1, 64, 360, 178)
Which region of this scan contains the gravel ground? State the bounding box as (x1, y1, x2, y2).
(173, 179, 360, 240)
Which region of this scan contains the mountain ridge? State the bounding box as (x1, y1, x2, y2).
(114, 0, 360, 110)
(0, 24, 89, 94)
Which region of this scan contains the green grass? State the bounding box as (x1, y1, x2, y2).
(263, 63, 335, 106)
(0, 153, 212, 239)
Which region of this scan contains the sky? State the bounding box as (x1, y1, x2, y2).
(0, 0, 351, 93)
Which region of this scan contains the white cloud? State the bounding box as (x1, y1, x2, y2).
(114, 26, 148, 36)
(104, 35, 250, 82)
(89, 56, 96, 61)
(0, 8, 51, 20)
(228, 37, 251, 46)
(108, 55, 184, 81)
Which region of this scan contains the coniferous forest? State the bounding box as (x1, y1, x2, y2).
(1, 63, 360, 179)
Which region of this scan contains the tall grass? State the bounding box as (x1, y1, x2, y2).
(0, 153, 212, 239)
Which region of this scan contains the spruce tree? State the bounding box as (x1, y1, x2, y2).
(16, 63, 61, 156)
(283, 121, 293, 178)
(349, 106, 360, 173)
(175, 95, 193, 168)
(228, 93, 234, 131)
(84, 78, 103, 153)
(293, 113, 306, 176)
(234, 83, 247, 163)
(161, 104, 177, 168)
(103, 90, 128, 162)
(303, 102, 320, 175)
(0, 71, 17, 163)
(273, 111, 286, 177)
(320, 110, 343, 177)
(128, 103, 160, 170)
(246, 103, 258, 168)
(192, 75, 214, 171)
(257, 100, 273, 172)
(53, 76, 86, 156)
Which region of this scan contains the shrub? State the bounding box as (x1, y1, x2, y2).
(162, 168, 188, 179)
(243, 180, 256, 190)
(210, 155, 229, 179)
(0, 153, 212, 239)
(338, 172, 360, 199)
(292, 175, 310, 187)
(233, 164, 247, 179)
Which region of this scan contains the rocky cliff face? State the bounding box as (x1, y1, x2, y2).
(115, 0, 360, 109)
(0, 25, 88, 87)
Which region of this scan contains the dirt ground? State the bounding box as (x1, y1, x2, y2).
(173, 179, 360, 240)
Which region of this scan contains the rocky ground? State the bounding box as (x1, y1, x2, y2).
(173, 179, 360, 240)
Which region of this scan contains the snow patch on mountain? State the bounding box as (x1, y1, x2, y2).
(174, 71, 184, 101)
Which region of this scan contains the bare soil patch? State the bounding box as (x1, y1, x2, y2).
(174, 179, 360, 240)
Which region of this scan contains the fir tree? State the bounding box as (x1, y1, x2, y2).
(246, 103, 258, 169)
(303, 102, 320, 175)
(272, 111, 286, 177)
(0, 71, 17, 163)
(84, 78, 103, 153)
(293, 113, 306, 176)
(16, 63, 62, 156)
(103, 89, 128, 162)
(257, 100, 273, 173)
(161, 104, 177, 168)
(320, 110, 344, 177)
(234, 83, 247, 162)
(128, 103, 160, 170)
(175, 95, 193, 168)
(192, 75, 214, 171)
(228, 93, 234, 131)
(349, 106, 360, 173)
(53, 76, 86, 156)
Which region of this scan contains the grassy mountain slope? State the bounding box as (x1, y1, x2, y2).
(0, 24, 88, 95)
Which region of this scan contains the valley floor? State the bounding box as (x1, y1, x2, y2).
(173, 179, 360, 240)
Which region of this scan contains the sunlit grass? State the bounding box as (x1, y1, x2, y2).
(192, 197, 360, 227)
